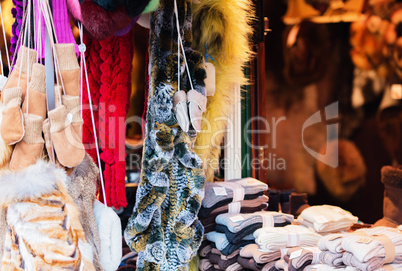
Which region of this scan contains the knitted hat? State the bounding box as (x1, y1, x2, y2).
(80, 0, 134, 40)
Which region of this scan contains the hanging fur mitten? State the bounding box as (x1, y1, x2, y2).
(93, 200, 122, 271)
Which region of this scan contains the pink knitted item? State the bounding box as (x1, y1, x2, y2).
(34, 0, 78, 58)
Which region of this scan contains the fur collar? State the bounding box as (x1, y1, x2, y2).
(0, 160, 68, 205)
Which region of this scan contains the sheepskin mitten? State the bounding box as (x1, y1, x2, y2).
(10, 114, 44, 170)
(173, 90, 189, 133)
(54, 44, 80, 97)
(67, 154, 103, 271)
(48, 105, 85, 168)
(1, 87, 24, 145)
(374, 165, 402, 228)
(187, 89, 207, 133)
(42, 119, 55, 163)
(21, 63, 47, 119)
(62, 95, 83, 139)
(93, 200, 122, 271)
(3, 47, 37, 99)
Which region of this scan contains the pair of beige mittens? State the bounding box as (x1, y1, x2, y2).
(1, 45, 84, 170)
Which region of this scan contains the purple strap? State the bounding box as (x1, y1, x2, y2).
(35, 0, 78, 58)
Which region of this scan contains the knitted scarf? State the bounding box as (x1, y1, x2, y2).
(124, 0, 206, 270)
(82, 32, 133, 209)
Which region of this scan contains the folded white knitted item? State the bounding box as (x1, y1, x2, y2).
(202, 178, 268, 208)
(275, 259, 289, 271)
(254, 225, 321, 252)
(342, 251, 384, 271)
(319, 250, 344, 267)
(304, 264, 358, 271)
(215, 211, 294, 233)
(298, 205, 358, 233)
(341, 227, 402, 264)
(318, 233, 349, 253)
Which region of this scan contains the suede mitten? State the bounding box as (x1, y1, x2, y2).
(1, 87, 24, 145)
(62, 95, 83, 140)
(10, 114, 44, 170)
(3, 47, 37, 99)
(21, 63, 47, 119)
(48, 105, 85, 168)
(54, 44, 80, 97)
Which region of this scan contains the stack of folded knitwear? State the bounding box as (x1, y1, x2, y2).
(204, 211, 294, 270)
(297, 205, 359, 234)
(198, 178, 269, 271)
(278, 246, 322, 271)
(318, 226, 402, 270)
(253, 225, 322, 271)
(199, 178, 269, 233)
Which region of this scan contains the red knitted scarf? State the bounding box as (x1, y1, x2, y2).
(82, 33, 133, 209)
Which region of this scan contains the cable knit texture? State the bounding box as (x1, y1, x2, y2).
(82, 33, 133, 208)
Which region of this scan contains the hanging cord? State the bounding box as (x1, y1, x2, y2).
(24, 0, 32, 114)
(38, 0, 66, 96)
(205, 44, 214, 64)
(78, 22, 108, 209)
(173, 0, 194, 90)
(0, 1, 11, 71)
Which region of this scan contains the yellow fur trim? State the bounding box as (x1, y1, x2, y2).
(0, 102, 13, 170)
(192, 0, 254, 182)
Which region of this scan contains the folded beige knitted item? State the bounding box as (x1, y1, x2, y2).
(240, 244, 281, 264)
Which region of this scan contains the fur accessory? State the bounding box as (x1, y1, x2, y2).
(67, 154, 103, 271)
(192, 0, 254, 182)
(0, 160, 96, 270)
(124, 0, 206, 269)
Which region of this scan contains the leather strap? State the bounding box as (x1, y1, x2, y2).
(373, 234, 395, 264)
